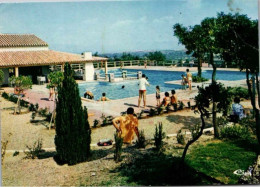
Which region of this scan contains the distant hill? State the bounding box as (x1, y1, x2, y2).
(99, 50, 193, 60)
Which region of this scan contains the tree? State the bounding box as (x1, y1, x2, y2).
(93, 52, 98, 56)
(47, 71, 64, 90)
(47, 71, 64, 128)
(181, 82, 232, 163)
(146, 51, 166, 62)
(174, 17, 222, 138)
(215, 12, 260, 144)
(9, 76, 32, 114)
(173, 24, 205, 77)
(0, 69, 4, 86)
(54, 63, 91, 165)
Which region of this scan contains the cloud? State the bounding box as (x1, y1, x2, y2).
(82, 18, 99, 24)
(186, 0, 202, 9)
(153, 16, 175, 24)
(111, 16, 147, 28)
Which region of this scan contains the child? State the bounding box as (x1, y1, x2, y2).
(155, 85, 161, 106)
(181, 74, 187, 90)
(159, 92, 171, 108)
(171, 90, 178, 111)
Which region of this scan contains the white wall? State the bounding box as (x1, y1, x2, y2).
(0, 46, 49, 52)
(83, 63, 95, 81)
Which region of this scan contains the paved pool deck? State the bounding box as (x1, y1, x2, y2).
(1, 66, 249, 122)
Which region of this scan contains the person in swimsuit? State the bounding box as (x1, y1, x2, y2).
(155, 85, 161, 106)
(112, 107, 139, 144)
(171, 90, 178, 105)
(186, 69, 192, 90)
(159, 92, 171, 108)
(99, 92, 110, 101)
(138, 74, 149, 108)
(84, 91, 94, 100)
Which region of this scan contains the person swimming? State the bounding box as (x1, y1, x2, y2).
(122, 85, 125, 89)
(84, 91, 94, 99)
(99, 92, 110, 101)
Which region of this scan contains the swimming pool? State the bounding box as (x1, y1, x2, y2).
(78, 69, 246, 100)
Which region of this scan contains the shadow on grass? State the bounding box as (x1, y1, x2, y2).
(166, 114, 212, 129)
(112, 151, 222, 185)
(230, 139, 260, 154)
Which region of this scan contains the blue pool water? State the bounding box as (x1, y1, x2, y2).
(78, 69, 246, 100)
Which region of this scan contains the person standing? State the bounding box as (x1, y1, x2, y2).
(186, 69, 192, 90)
(112, 107, 139, 144)
(138, 74, 149, 108)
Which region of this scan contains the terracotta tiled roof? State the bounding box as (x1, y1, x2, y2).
(0, 34, 48, 47)
(0, 50, 108, 67)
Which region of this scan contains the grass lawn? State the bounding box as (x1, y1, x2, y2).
(186, 139, 259, 184)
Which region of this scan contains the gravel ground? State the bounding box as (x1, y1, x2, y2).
(1, 96, 206, 150)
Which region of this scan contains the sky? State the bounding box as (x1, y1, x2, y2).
(0, 0, 258, 54)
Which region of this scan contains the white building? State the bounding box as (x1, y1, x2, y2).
(0, 34, 108, 84)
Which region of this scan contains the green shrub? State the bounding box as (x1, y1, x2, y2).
(137, 110, 144, 119)
(229, 87, 249, 99)
(31, 112, 36, 120)
(13, 151, 19, 157)
(9, 95, 18, 103)
(157, 107, 164, 115)
(114, 133, 123, 162)
(216, 117, 229, 127)
(45, 112, 52, 122)
(136, 130, 146, 148)
(154, 122, 166, 152)
(35, 103, 39, 111)
(29, 103, 35, 111)
(101, 114, 113, 126)
(38, 108, 48, 117)
(177, 130, 185, 145)
(220, 124, 251, 141)
(20, 99, 29, 107)
(1, 92, 9, 99)
(191, 123, 200, 139)
(178, 101, 185, 110)
(239, 116, 256, 135)
(93, 119, 99, 128)
(24, 139, 43, 159)
(149, 108, 157, 116)
(192, 76, 208, 83)
(173, 103, 178, 111)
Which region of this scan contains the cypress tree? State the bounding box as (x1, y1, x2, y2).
(54, 63, 91, 165)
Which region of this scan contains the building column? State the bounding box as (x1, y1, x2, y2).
(61, 64, 65, 72)
(15, 67, 19, 77)
(105, 61, 108, 74)
(83, 62, 95, 81)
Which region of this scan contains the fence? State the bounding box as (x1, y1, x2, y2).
(95, 70, 142, 82)
(93, 60, 199, 69)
